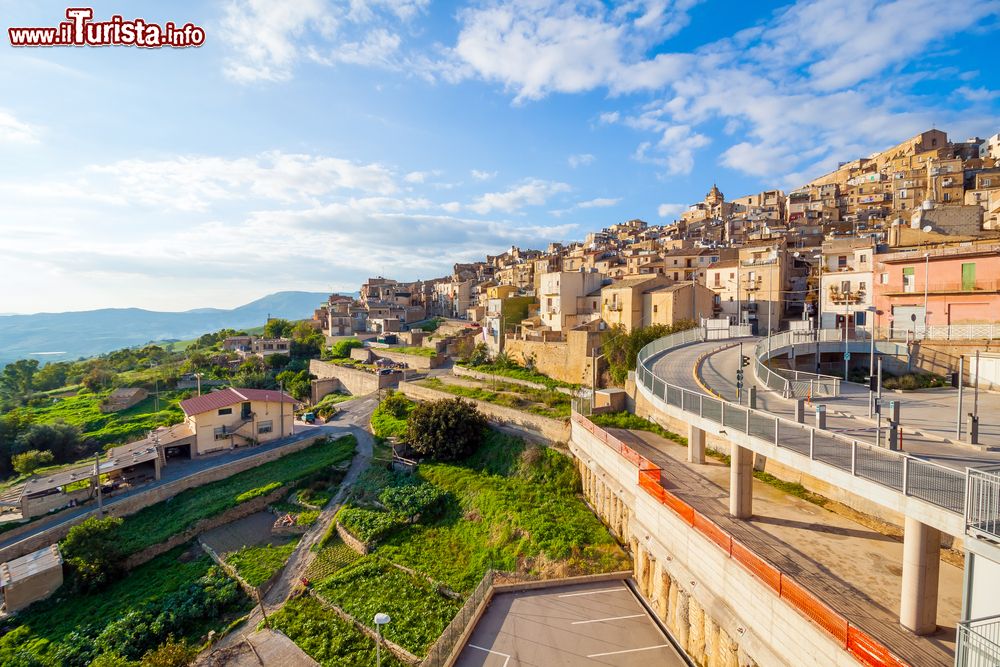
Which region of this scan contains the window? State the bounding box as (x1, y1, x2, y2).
(903, 267, 915, 293)
(714, 273, 721, 287)
(881, 273, 889, 284)
(258, 420, 273, 434)
(653, 305, 658, 313)
(943, 193, 951, 202)
(860, 254, 868, 263)
(859, 281, 867, 293)
(214, 427, 228, 441)
(838, 255, 847, 268)
(985, 179, 992, 187)
(218, 408, 232, 416)
(962, 263, 976, 291)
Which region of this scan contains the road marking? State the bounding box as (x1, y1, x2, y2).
(467, 644, 510, 666)
(587, 644, 672, 658)
(556, 586, 626, 598)
(571, 613, 645, 625)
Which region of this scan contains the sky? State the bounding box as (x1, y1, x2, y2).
(1, 0, 998, 314)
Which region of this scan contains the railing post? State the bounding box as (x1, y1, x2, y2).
(809, 428, 815, 459)
(699, 394, 704, 419)
(774, 419, 779, 445)
(721, 401, 726, 426)
(903, 456, 910, 495)
(851, 440, 857, 476)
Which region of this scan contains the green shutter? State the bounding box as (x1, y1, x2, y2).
(962, 263, 976, 291)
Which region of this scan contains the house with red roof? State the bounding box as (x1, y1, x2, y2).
(179, 387, 298, 456)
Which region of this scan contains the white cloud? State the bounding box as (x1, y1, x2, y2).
(577, 197, 619, 208)
(0, 109, 40, 144)
(470, 169, 498, 181)
(468, 178, 571, 214)
(599, 111, 620, 124)
(957, 86, 1000, 103)
(657, 203, 685, 218)
(441, 201, 462, 213)
(568, 153, 596, 168)
(630, 123, 710, 175)
(404, 170, 441, 184)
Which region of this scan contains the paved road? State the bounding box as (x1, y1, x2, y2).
(0, 419, 346, 555)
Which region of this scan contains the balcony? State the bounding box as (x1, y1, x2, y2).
(883, 279, 1000, 296)
(828, 287, 865, 304)
(957, 615, 1000, 667)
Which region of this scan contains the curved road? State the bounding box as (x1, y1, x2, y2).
(651, 339, 1000, 471)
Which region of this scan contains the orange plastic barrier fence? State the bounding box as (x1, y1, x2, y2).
(575, 413, 913, 666)
(693, 513, 732, 556)
(731, 539, 781, 593)
(846, 626, 910, 667)
(779, 575, 849, 646)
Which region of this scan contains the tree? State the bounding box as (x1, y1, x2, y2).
(406, 398, 487, 461)
(1, 359, 39, 399)
(264, 318, 294, 339)
(12, 449, 54, 475)
(140, 637, 196, 667)
(15, 421, 85, 462)
(602, 320, 697, 386)
(82, 367, 115, 392)
(62, 516, 124, 593)
(33, 362, 70, 391)
(329, 338, 363, 359)
(276, 369, 312, 400)
(467, 343, 491, 367)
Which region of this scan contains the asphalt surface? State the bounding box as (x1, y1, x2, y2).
(454, 581, 686, 667)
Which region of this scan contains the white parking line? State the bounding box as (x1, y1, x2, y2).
(587, 644, 672, 658)
(571, 613, 646, 625)
(556, 586, 626, 598)
(467, 643, 511, 666)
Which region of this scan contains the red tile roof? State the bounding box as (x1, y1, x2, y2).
(179, 387, 298, 416)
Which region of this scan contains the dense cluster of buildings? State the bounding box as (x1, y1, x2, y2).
(308, 128, 1000, 383)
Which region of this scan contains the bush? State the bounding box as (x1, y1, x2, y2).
(336, 506, 401, 544)
(234, 481, 282, 503)
(370, 391, 415, 439)
(329, 339, 364, 359)
(62, 516, 125, 593)
(226, 539, 299, 586)
(379, 483, 446, 520)
(602, 320, 697, 385)
(406, 398, 487, 461)
(11, 449, 55, 475)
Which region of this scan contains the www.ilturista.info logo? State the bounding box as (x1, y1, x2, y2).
(8, 8, 205, 48)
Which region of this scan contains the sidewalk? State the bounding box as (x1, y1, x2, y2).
(608, 427, 961, 667)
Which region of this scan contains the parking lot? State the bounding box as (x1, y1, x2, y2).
(454, 580, 687, 666)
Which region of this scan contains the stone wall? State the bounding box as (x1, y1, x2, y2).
(451, 365, 547, 391)
(309, 359, 396, 400)
(0, 434, 326, 563)
(503, 329, 602, 386)
(397, 381, 570, 444)
(375, 348, 446, 369)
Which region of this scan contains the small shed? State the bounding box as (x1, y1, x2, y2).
(1, 544, 63, 613)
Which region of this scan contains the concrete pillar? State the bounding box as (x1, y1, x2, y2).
(689, 596, 706, 665)
(794, 398, 805, 423)
(688, 423, 706, 464)
(900, 516, 941, 635)
(729, 442, 753, 519)
(675, 588, 690, 652)
(153, 456, 162, 481)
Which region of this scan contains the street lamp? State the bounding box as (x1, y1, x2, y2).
(374, 613, 391, 667)
(812, 254, 823, 373)
(922, 252, 930, 339)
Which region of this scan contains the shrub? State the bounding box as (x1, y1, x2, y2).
(602, 320, 697, 385)
(62, 516, 125, 593)
(370, 391, 414, 439)
(11, 449, 55, 475)
(329, 339, 364, 359)
(235, 481, 282, 503)
(336, 506, 401, 544)
(406, 398, 487, 461)
(379, 483, 446, 520)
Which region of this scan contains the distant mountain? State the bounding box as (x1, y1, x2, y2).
(0, 291, 332, 365)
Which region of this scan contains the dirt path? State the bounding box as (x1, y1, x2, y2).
(197, 394, 379, 659)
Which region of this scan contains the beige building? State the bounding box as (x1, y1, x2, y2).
(600, 275, 673, 331)
(179, 387, 297, 457)
(966, 168, 1000, 230)
(819, 239, 876, 330)
(1, 545, 63, 613)
(538, 270, 605, 331)
(645, 282, 716, 329)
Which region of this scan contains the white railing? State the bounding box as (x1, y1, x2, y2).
(967, 468, 1000, 543)
(957, 614, 1000, 667)
(634, 331, 969, 521)
(881, 324, 1000, 342)
(754, 330, 847, 398)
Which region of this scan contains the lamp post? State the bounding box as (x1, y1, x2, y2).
(812, 254, 823, 373)
(374, 613, 391, 667)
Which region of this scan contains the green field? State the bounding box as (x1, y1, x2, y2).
(0, 547, 252, 666)
(417, 377, 571, 419)
(269, 595, 405, 667)
(226, 538, 300, 587)
(385, 346, 438, 358)
(28, 390, 187, 446)
(457, 361, 578, 389)
(111, 436, 356, 555)
(316, 557, 462, 656)
(305, 536, 362, 581)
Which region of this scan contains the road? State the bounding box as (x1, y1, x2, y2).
(199, 392, 379, 656)
(651, 340, 1000, 472)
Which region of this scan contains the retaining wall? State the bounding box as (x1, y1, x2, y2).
(397, 381, 570, 444)
(310, 359, 397, 400)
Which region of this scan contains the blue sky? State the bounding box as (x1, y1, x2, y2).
(1, 0, 998, 313)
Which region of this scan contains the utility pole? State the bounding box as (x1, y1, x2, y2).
(196, 373, 202, 396)
(279, 380, 285, 437)
(956, 355, 964, 440)
(974, 350, 981, 419)
(736, 262, 741, 328)
(922, 252, 930, 339)
(94, 451, 104, 516)
(875, 356, 883, 447)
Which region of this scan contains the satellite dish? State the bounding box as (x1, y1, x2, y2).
(793, 251, 801, 257)
(922, 225, 933, 233)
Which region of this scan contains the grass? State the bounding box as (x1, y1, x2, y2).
(226, 538, 300, 587)
(316, 557, 462, 656)
(417, 377, 571, 419)
(311, 392, 353, 419)
(0, 546, 252, 665)
(269, 595, 406, 667)
(384, 346, 438, 358)
(458, 361, 578, 390)
(377, 431, 630, 593)
(26, 390, 186, 446)
(336, 506, 402, 544)
(305, 537, 362, 581)
(370, 395, 415, 439)
(110, 436, 356, 555)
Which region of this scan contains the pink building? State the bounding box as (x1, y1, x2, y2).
(873, 242, 1000, 335)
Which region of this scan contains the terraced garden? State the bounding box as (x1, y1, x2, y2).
(416, 376, 572, 419)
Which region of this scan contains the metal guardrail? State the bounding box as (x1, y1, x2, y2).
(421, 569, 496, 667)
(636, 331, 968, 518)
(957, 614, 1000, 667)
(754, 330, 858, 399)
(874, 324, 1000, 342)
(967, 468, 1000, 543)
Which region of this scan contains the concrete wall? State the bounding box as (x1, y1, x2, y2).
(0, 434, 326, 564)
(572, 424, 858, 667)
(1, 563, 62, 613)
(376, 348, 446, 369)
(504, 328, 601, 386)
(310, 359, 396, 400)
(397, 381, 570, 444)
(452, 365, 548, 391)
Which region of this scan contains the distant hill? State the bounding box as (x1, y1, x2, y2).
(0, 291, 332, 365)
